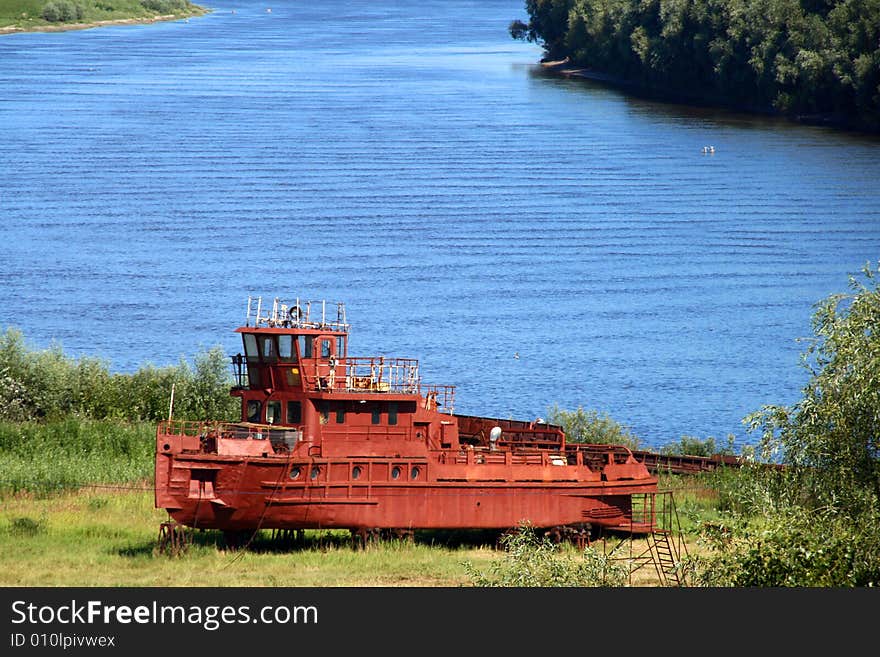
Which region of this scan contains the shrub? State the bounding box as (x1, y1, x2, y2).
(0, 327, 238, 423)
(140, 0, 190, 14)
(464, 523, 629, 587)
(7, 516, 46, 537)
(690, 506, 880, 587)
(42, 1, 83, 22)
(546, 404, 640, 449)
(660, 434, 737, 457)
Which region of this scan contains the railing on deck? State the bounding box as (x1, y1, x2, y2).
(246, 296, 349, 331)
(158, 420, 301, 454)
(226, 353, 455, 413)
(342, 357, 419, 393)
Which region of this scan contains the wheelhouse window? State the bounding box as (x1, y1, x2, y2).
(278, 335, 294, 361)
(259, 335, 276, 361)
(321, 338, 332, 359)
(247, 400, 262, 423)
(243, 334, 258, 358)
(266, 400, 281, 425)
(335, 405, 345, 424)
(242, 334, 261, 387)
(336, 337, 346, 358)
(287, 401, 302, 424)
(297, 335, 313, 359)
(371, 407, 381, 424)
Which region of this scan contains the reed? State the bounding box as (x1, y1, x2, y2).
(0, 419, 154, 494)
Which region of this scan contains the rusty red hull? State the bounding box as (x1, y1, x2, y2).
(155, 422, 656, 533)
(154, 297, 659, 535)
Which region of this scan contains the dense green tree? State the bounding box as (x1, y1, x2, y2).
(691, 263, 880, 586)
(510, 0, 880, 131)
(746, 261, 880, 516)
(0, 328, 238, 423)
(546, 404, 641, 449)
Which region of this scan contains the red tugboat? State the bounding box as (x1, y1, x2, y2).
(155, 297, 658, 545)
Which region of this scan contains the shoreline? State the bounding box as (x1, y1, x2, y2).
(539, 58, 877, 135)
(0, 11, 207, 36)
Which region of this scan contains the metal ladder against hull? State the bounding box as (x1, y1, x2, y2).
(648, 527, 682, 587)
(604, 490, 689, 586)
(640, 490, 689, 586)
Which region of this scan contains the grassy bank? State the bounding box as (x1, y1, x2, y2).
(0, 486, 710, 586)
(0, 0, 207, 33)
(0, 488, 500, 586)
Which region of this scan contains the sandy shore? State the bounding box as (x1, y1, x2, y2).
(0, 13, 202, 35)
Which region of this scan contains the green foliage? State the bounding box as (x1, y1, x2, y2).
(511, 0, 880, 131)
(7, 516, 46, 537)
(0, 328, 238, 424)
(139, 0, 189, 13)
(745, 261, 880, 517)
(0, 419, 155, 494)
(660, 434, 736, 457)
(690, 506, 880, 587)
(41, 0, 83, 22)
(464, 522, 629, 586)
(546, 403, 640, 449)
(0, 0, 206, 29)
(689, 262, 880, 586)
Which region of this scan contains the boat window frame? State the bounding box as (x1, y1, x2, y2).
(286, 400, 302, 424)
(388, 402, 398, 426)
(278, 334, 295, 361)
(259, 335, 277, 362)
(266, 400, 281, 425)
(243, 333, 258, 358)
(247, 399, 262, 423)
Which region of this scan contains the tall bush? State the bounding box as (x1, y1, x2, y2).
(0, 327, 238, 423)
(464, 523, 629, 587)
(546, 404, 641, 449)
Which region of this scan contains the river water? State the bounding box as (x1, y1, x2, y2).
(1, 0, 879, 450)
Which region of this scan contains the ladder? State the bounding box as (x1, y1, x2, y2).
(648, 527, 683, 586)
(606, 490, 689, 586)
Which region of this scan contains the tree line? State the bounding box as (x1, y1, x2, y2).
(510, 0, 880, 132)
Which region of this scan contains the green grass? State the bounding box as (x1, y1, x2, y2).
(0, 0, 206, 31)
(0, 489, 502, 586)
(0, 419, 154, 494)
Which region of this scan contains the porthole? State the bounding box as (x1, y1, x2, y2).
(289, 466, 301, 480)
(391, 466, 401, 480)
(410, 467, 420, 480)
(352, 466, 362, 480)
(310, 466, 320, 480)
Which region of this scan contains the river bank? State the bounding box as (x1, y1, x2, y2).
(539, 58, 876, 135)
(0, 13, 191, 34)
(0, 0, 208, 36)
